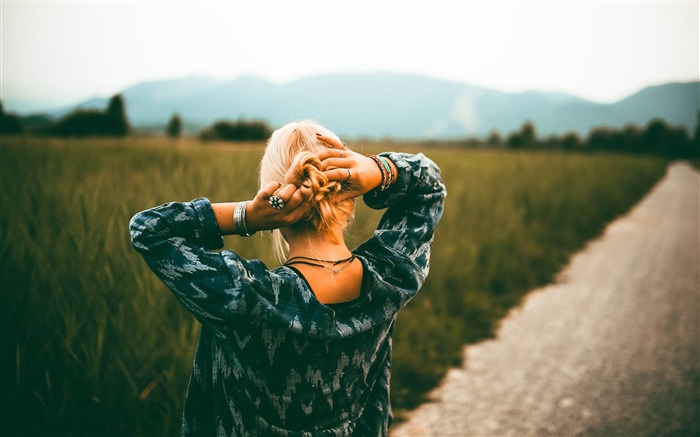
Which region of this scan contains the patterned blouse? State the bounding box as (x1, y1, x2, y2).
(130, 152, 446, 436)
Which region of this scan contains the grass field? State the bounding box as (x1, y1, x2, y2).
(0, 136, 667, 435)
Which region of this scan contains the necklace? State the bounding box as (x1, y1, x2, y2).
(285, 254, 356, 273)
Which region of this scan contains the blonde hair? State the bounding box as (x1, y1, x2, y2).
(259, 120, 355, 261)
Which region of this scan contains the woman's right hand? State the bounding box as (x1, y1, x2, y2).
(245, 182, 311, 232)
(316, 133, 392, 200)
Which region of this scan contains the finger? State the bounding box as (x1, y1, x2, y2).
(317, 148, 349, 161)
(289, 201, 312, 222)
(323, 167, 353, 183)
(284, 187, 307, 211)
(316, 132, 346, 150)
(256, 181, 281, 200)
(287, 190, 313, 221)
(267, 184, 298, 211)
(273, 183, 297, 201)
(320, 157, 351, 171)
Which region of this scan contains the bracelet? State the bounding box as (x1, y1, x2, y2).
(366, 154, 389, 191)
(378, 156, 394, 186)
(233, 201, 255, 237)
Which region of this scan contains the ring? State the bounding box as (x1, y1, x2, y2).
(345, 168, 352, 182)
(339, 149, 344, 157)
(269, 195, 285, 210)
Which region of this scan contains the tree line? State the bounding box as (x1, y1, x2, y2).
(2, 96, 129, 138)
(0, 94, 272, 142)
(2, 95, 698, 158)
(497, 117, 699, 158)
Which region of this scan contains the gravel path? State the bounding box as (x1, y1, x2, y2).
(391, 162, 700, 437)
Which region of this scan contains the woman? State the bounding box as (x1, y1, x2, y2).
(130, 121, 445, 436)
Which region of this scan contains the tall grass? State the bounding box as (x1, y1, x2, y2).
(1, 137, 667, 435)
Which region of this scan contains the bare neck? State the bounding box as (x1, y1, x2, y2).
(283, 225, 351, 261)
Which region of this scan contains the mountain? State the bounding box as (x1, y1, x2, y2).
(13, 73, 700, 139)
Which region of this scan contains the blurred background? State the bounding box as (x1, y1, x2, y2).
(1, 1, 698, 436)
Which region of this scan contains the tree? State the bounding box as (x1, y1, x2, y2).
(20, 114, 53, 132)
(560, 132, 582, 150)
(0, 101, 25, 135)
(199, 119, 272, 142)
(48, 110, 110, 137)
(166, 113, 183, 138)
(520, 121, 536, 147)
(692, 111, 700, 157)
(586, 126, 622, 151)
(507, 121, 537, 149)
(486, 130, 503, 146)
(641, 118, 692, 156)
(105, 94, 129, 136)
(45, 94, 130, 137)
(694, 111, 700, 149)
(620, 124, 644, 153)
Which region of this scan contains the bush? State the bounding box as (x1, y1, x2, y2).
(20, 114, 54, 132)
(199, 119, 272, 142)
(0, 101, 25, 135)
(585, 118, 697, 158)
(166, 113, 183, 138)
(507, 121, 536, 149)
(46, 94, 130, 137)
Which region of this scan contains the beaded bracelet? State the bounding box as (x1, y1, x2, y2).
(366, 154, 389, 190)
(378, 156, 394, 186)
(233, 201, 255, 237)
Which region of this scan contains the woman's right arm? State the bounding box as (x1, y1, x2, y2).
(322, 148, 446, 310)
(360, 152, 446, 290)
(316, 137, 446, 286)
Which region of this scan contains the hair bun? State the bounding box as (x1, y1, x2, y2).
(285, 151, 344, 234)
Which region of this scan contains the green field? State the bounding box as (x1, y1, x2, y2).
(1, 136, 667, 435)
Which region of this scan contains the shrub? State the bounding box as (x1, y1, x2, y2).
(0, 101, 25, 135)
(166, 113, 183, 138)
(199, 119, 272, 142)
(46, 94, 130, 137)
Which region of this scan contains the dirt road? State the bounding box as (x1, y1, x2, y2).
(392, 162, 700, 437)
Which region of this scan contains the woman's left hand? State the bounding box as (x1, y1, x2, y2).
(315, 133, 384, 200)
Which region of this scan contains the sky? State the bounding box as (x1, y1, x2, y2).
(1, 0, 698, 112)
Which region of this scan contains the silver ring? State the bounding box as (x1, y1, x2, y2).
(269, 195, 285, 210)
(339, 149, 344, 157)
(345, 168, 352, 182)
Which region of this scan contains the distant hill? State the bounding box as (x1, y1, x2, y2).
(13, 73, 700, 139)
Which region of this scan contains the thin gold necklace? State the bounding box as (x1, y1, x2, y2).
(285, 254, 356, 273)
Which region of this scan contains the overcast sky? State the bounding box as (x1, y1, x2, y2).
(1, 1, 698, 111)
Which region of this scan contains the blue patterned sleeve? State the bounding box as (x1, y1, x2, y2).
(129, 198, 263, 339)
(357, 152, 446, 308)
